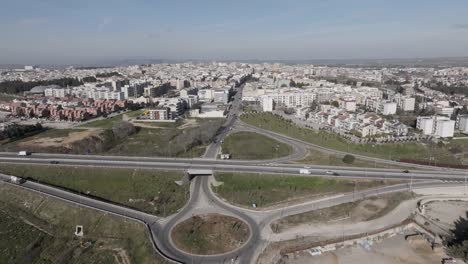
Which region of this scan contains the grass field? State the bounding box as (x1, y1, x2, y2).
(0, 184, 169, 264)
(107, 118, 224, 158)
(213, 172, 400, 208)
(78, 114, 125, 129)
(0, 164, 188, 217)
(221, 131, 292, 160)
(241, 112, 459, 164)
(295, 149, 400, 168)
(271, 192, 415, 233)
(0, 93, 20, 101)
(171, 214, 249, 255)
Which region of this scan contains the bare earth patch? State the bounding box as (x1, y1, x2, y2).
(271, 192, 414, 233)
(18, 129, 100, 148)
(171, 214, 250, 255)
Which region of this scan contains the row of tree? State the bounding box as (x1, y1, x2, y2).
(0, 123, 43, 141)
(96, 72, 122, 78)
(0, 78, 83, 94)
(425, 81, 468, 96)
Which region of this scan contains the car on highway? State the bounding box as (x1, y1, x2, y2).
(403, 170, 410, 173)
(50, 160, 60, 164)
(326, 170, 334, 174)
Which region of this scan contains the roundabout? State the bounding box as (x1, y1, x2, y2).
(171, 213, 250, 255)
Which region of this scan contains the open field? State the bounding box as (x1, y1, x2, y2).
(0, 184, 168, 264)
(241, 113, 459, 165)
(213, 172, 402, 208)
(78, 113, 125, 129)
(107, 118, 224, 157)
(0, 128, 87, 151)
(294, 149, 390, 168)
(0, 164, 188, 217)
(1, 116, 223, 158)
(221, 131, 292, 160)
(271, 192, 415, 233)
(171, 214, 249, 255)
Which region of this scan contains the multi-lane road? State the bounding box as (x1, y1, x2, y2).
(1, 152, 467, 182)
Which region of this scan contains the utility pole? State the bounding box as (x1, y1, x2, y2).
(410, 173, 413, 192)
(465, 171, 467, 195)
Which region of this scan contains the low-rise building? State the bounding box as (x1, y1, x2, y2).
(148, 108, 171, 120)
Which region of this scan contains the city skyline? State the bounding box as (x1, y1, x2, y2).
(1, 0, 468, 64)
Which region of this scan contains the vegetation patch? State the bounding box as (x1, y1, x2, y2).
(171, 214, 249, 255)
(213, 172, 400, 208)
(241, 112, 458, 165)
(221, 131, 292, 160)
(107, 118, 224, 157)
(0, 184, 169, 264)
(0, 164, 188, 217)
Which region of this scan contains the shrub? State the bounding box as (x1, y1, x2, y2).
(342, 154, 355, 164)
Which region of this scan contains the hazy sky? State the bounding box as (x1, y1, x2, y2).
(1, 0, 468, 64)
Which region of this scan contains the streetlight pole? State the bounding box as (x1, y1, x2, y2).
(464, 171, 467, 195)
(410, 173, 413, 192)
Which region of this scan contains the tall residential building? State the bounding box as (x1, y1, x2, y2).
(417, 116, 455, 138)
(213, 89, 229, 104)
(262, 97, 274, 112)
(397, 97, 415, 112)
(457, 114, 468, 133)
(379, 101, 397, 115)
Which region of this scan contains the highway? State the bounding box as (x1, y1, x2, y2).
(2, 154, 468, 182)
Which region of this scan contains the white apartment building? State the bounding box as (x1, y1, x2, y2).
(339, 97, 356, 112)
(435, 119, 455, 138)
(198, 89, 214, 102)
(395, 96, 415, 112)
(456, 114, 468, 133)
(262, 97, 274, 112)
(435, 106, 454, 117)
(213, 89, 229, 104)
(417, 116, 455, 138)
(44, 88, 70, 98)
(379, 101, 397, 115)
(417, 117, 434, 135)
(261, 92, 316, 109)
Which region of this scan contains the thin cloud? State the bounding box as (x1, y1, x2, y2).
(17, 17, 48, 27)
(98, 17, 113, 31)
(453, 23, 468, 29)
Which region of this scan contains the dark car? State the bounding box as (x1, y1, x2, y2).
(50, 161, 60, 164)
(403, 170, 410, 173)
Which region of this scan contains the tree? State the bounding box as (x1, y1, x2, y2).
(447, 213, 468, 261)
(342, 154, 355, 164)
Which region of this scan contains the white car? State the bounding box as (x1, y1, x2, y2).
(325, 170, 334, 175)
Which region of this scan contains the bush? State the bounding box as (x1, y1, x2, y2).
(342, 154, 355, 164)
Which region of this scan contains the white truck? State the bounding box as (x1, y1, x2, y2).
(17, 150, 30, 156)
(10, 176, 26, 184)
(299, 169, 311, 175)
